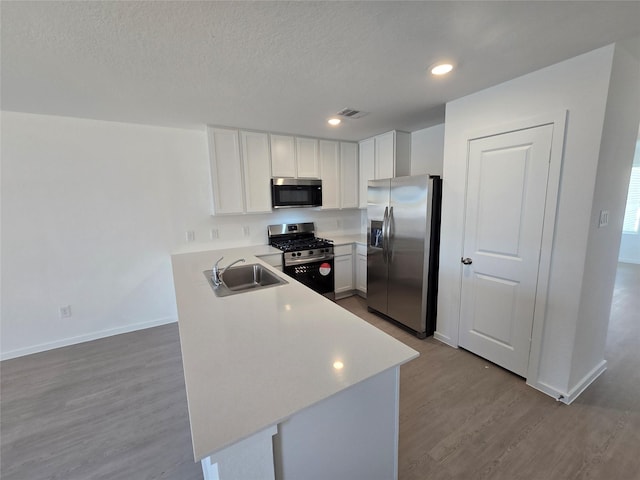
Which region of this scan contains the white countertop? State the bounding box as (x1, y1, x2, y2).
(328, 233, 367, 246)
(171, 246, 418, 461)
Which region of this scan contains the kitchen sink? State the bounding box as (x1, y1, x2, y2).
(204, 264, 288, 297)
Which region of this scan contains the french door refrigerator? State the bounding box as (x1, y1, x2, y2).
(367, 174, 442, 338)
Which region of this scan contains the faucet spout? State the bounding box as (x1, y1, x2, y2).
(212, 257, 245, 286)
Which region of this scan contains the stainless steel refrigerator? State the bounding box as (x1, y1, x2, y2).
(367, 175, 442, 338)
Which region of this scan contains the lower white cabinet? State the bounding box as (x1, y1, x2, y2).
(257, 253, 283, 271)
(334, 244, 354, 298)
(355, 244, 367, 295)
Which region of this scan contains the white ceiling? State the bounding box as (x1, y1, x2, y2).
(2, 1, 640, 141)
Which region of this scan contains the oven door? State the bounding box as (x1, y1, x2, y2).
(283, 257, 335, 299)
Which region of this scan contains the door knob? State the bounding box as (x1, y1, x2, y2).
(461, 257, 473, 265)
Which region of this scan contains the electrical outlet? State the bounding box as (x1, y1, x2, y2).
(59, 305, 72, 319)
(243, 225, 251, 237)
(186, 230, 195, 242)
(210, 228, 219, 240)
(598, 210, 609, 228)
(336, 219, 342, 229)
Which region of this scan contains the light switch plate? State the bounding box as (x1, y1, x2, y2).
(598, 210, 609, 228)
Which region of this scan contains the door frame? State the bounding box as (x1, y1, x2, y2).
(456, 111, 567, 388)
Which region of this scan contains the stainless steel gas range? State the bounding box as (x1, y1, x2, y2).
(267, 222, 335, 300)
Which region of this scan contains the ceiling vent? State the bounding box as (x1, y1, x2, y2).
(336, 108, 369, 120)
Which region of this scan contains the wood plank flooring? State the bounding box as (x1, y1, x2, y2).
(1, 263, 638, 479)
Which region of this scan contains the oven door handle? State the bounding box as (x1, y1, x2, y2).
(284, 254, 335, 266)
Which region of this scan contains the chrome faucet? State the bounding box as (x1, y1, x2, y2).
(212, 256, 245, 286)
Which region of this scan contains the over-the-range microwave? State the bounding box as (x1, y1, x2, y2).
(271, 178, 322, 209)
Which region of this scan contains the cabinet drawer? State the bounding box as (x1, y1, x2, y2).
(333, 244, 353, 256)
(356, 244, 367, 256)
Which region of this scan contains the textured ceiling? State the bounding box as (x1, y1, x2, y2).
(2, 1, 640, 141)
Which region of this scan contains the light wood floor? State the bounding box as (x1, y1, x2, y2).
(2, 263, 639, 479)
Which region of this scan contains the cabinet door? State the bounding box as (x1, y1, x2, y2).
(320, 140, 340, 209)
(208, 127, 244, 214)
(335, 254, 354, 295)
(296, 137, 320, 178)
(356, 245, 367, 293)
(241, 131, 272, 213)
(375, 131, 395, 179)
(359, 138, 375, 209)
(270, 134, 296, 178)
(340, 142, 359, 209)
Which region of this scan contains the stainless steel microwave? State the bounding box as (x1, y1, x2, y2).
(271, 178, 322, 209)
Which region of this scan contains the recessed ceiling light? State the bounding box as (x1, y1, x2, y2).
(328, 118, 341, 126)
(431, 63, 454, 75)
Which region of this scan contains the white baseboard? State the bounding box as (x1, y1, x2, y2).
(528, 359, 607, 404)
(1, 316, 177, 361)
(565, 360, 607, 404)
(433, 331, 457, 348)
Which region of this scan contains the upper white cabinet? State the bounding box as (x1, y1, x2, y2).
(321, 140, 359, 210)
(320, 140, 340, 209)
(270, 134, 296, 178)
(240, 131, 272, 213)
(358, 131, 411, 208)
(340, 142, 359, 209)
(296, 137, 320, 178)
(208, 127, 271, 215)
(209, 125, 359, 215)
(208, 127, 245, 214)
(358, 138, 375, 209)
(270, 135, 320, 179)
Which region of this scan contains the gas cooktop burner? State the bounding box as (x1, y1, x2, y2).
(271, 237, 334, 252)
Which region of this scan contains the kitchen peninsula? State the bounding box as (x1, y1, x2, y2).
(171, 246, 418, 480)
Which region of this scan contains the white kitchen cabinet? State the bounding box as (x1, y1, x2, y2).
(270, 134, 296, 178)
(208, 127, 245, 214)
(320, 140, 340, 209)
(208, 127, 272, 215)
(356, 244, 367, 296)
(257, 253, 283, 271)
(340, 142, 359, 209)
(334, 244, 354, 299)
(240, 131, 272, 213)
(358, 131, 411, 208)
(358, 138, 375, 209)
(296, 137, 320, 178)
(271, 135, 320, 179)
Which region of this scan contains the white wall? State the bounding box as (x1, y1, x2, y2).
(571, 40, 640, 390)
(410, 124, 444, 176)
(619, 139, 640, 264)
(437, 44, 623, 399)
(1, 112, 211, 358)
(1, 112, 362, 359)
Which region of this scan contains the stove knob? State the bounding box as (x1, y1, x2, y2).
(309, 250, 314, 255)
(297, 252, 302, 257)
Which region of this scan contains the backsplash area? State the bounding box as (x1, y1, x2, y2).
(195, 209, 364, 250)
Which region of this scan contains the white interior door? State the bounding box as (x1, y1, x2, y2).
(459, 124, 553, 377)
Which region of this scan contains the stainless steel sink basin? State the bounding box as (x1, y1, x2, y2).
(204, 264, 288, 297)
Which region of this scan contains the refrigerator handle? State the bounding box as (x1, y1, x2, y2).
(382, 206, 389, 263)
(387, 206, 394, 263)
